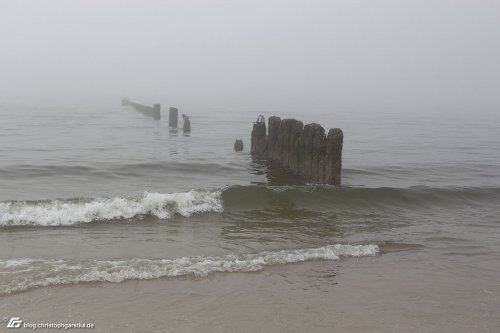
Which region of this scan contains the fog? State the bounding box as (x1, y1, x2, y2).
(1, 0, 499, 113)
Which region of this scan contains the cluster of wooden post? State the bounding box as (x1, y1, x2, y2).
(251, 116, 343, 185)
(122, 100, 190, 133)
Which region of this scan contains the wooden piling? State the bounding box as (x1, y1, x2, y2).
(251, 117, 267, 156)
(250, 116, 343, 185)
(234, 139, 244, 152)
(182, 114, 191, 133)
(267, 116, 281, 160)
(169, 107, 178, 128)
(325, 128, 343, 184)
(153, 104, 161, 120)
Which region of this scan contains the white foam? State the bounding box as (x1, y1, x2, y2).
(0, 244, 379, 295)
(0, 190, 223, 226)
(0, 258, 38, 268)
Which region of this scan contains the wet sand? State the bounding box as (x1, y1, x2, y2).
(1, 251, 498, 333)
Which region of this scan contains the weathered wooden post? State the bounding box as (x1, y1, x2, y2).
(234, 139, 243, 151)
(311, 125, 326, 182)
(169, 107, 178, 127)
(182, 114, 191, 133)
(278, 119, 292, 169)
(288, 119, 303, 174)
(251, 115, 267, 156)
(301, 123, 315, 179)
(325, 128, 343, 185)
(267, 116, 281, 160)
(153, 104, 161, 120)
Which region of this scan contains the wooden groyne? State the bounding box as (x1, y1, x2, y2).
(122, 99, 161, 120)
(251, 116, 343, 185)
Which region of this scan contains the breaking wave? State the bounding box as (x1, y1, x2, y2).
(2, 185, 498, 227)
(0, 244, 379, 295)
(0, 190, 223, 226)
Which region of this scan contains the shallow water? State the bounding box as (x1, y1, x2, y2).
(0, 104, 499, 331)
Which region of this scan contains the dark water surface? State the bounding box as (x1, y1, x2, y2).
(0, 105, 499, 331)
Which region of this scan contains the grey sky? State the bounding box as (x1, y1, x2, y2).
(1, 0, 499, 112)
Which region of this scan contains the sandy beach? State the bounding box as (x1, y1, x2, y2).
(2, 251, 498, 333)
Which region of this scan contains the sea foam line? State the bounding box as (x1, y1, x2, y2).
(0, 190, 223, 226)
(0, 244, 379, 295)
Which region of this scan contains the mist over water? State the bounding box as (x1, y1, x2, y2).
(1, 1, 500, 113)
(1, 1, 499, 331)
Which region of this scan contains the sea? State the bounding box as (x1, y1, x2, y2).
(0, 104, 499, 332)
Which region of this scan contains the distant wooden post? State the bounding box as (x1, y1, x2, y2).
(182, 114, 191, 133)
(169, 107, 178, 127)
(153, 104, 161, 120)
(234, 139, 243, 151)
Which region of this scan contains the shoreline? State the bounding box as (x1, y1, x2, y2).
(1, 252, 498, 333)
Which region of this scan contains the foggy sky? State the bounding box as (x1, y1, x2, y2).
(1, 0, 499, 113)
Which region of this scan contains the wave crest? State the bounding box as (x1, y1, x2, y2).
(0, 190, 223, 226)
(3, 185, 497, 227)
(0, 244, 379, 295)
